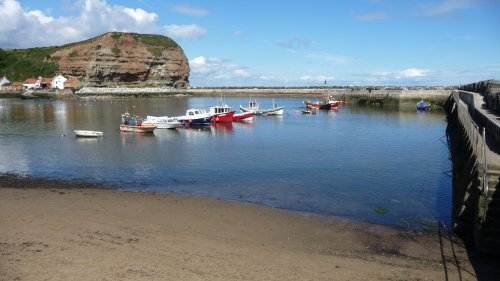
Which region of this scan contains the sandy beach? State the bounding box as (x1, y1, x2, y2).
(1, 176, 498, 280)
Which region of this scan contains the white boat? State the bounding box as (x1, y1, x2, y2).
(176, 109, 213, 125)
(74, 130, 103, 137)
(240, 98, 284, 115)
(142, 116, 181, 129)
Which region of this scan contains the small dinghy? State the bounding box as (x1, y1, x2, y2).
(74, 130, 103, 137)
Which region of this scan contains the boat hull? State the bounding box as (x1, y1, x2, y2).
(143, 116, 181, 129)
(416, 101, 431, 111)
(233, 112, 254, 122)
(74, 130, 103, 137)
(240, 106, 284, 116)
(177, 116, 213, 125)
(212, 111, 235, 122)
(120, 125, 156, 133)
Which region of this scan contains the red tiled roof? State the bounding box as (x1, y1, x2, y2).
(41, 78, 53, 84)
(24, 78, 37, 84)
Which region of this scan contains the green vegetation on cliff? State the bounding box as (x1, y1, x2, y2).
(0, 32, 180, 82)
(0, 47, 60, 81)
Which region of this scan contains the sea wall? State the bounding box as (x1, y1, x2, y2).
(460, 80, 500, 114)
(75, 87, 452, 105)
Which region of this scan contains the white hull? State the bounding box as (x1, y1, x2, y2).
(143, 116, 181, 129)
(74, 130, 103, 137)
(264, 107, 284, 115)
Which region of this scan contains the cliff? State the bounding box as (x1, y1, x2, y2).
(48, 32, 190, 88)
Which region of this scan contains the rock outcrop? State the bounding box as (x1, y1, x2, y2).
(49, 32, 190, 88)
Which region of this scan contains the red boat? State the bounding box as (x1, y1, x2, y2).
(209, 103, 235, 122)
(305, 96, 339, 110)
(232, 112, 254, 122)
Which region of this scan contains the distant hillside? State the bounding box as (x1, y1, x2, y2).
(0, 32, 190, 88)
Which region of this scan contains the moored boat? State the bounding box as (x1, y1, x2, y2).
(240, 98, 284, 115)
(305, 96, 339, 110)
(209, 103, 235, 122)
(176, 109, 213, 126)
(142, 116, 181, 129)
(120, 113, 157, 133)
(74, 130, 103, 137)
(416, 100, 431, 110)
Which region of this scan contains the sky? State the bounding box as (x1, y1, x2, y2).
(1, 0, 499, 87)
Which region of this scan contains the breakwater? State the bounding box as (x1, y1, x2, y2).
(445, 88, 500, 255)
(74, 87, 452, 106)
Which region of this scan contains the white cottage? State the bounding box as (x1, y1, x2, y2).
(0, 76, 11, 89)
(51, 74, 67, 89)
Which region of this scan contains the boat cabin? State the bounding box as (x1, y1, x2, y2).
(249, 100, 260, 109)
(209, 104, 232, 114)
(187, 109, 205, 116)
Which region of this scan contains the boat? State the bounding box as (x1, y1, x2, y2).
(74, 130, 103, 137)
(301, 110, 316, 114)
(120, 113, 157, 133)
(232, 111, 254, 122)
(209, 103, 235, 122)
(142, 116, 181, 129)
(416, 100, 431, 111)
(176, 109, 213, 126)
(305, 96, 339, 110)
(240, 99, 284, 115)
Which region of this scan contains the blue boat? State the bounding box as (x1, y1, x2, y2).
(176, 109, 213, 125)
(416, 100, 431, 111)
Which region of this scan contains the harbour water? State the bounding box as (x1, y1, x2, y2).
(0, 96, 451, 229)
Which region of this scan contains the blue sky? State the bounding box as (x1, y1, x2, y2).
(1, 0, 499, 86)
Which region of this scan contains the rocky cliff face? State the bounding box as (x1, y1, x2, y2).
(49, 32, 190, 88)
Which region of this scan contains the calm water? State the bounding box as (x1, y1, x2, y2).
(0, 96, 451, 229)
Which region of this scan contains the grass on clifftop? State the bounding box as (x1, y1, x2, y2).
(133, 33, 179, 49)
(0, 47, 60, 82)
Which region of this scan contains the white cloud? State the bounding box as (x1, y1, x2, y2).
(189, 56, 253, 85)
(352, 12, 388, 22)
(164, 24, 207, 40)
(305, 53, 351, 64)
(123, 8, 158, 24)
(422, 0, 475, 17)
(0, 0, 22, 33)
(234, 69, 251, 77)
(300, 75, 336, 83)
(0, 0, 160, 49)
(366, 68, 431, 84)
(25, 10, 54, 24)
(396, 68, 429, 79)
(276, 39, 313, 51)
(171, 5, 208, 17)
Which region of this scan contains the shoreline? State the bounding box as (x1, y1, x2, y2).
(2, 175, 498, 280)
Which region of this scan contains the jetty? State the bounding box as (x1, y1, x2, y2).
(73, 86, 452, 106)
(444, 80, 500, 254)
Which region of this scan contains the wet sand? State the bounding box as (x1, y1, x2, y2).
(0, 176, 498, 280)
